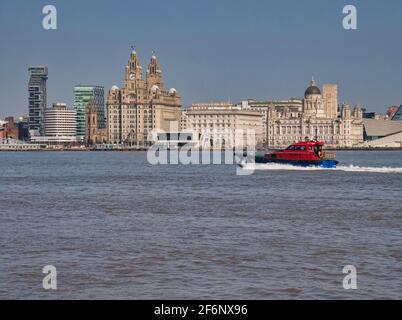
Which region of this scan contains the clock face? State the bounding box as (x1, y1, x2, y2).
(129, 73, 135, 80)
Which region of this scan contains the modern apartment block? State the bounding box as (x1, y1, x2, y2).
(28, 66, 48, 135)
(44, 103, 77, 137)
(74, 85, 105, 140)
(31, 103, 77, 144)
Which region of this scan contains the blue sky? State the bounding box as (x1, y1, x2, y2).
(0, 0, 401, 117)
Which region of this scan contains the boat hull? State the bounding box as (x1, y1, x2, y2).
(254, 156, 338, 168)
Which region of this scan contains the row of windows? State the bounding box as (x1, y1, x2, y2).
(190, 114, 237, 119)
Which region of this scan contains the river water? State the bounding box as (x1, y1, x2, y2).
(0, 151, 401, 299)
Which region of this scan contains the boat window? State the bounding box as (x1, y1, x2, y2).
(294, 146, 306, 151)
(313, 145, 323, 156)
(286, 145, 295, 150)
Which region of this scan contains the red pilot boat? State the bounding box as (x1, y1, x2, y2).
(254, 140, 338, 168)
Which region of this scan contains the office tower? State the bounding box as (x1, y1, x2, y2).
(74, 86, 105, 140)
(28, 66, 48, 135)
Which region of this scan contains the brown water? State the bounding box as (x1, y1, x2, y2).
(0, 151, 401, 299)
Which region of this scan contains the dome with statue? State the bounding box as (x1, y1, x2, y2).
(304, 78, 321, 97)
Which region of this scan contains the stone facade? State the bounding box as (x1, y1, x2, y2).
(265, 79, 364, 148)
(107, 50, 181, 145)
(184, 103, 263, 148)
(240, 98, 303, 145)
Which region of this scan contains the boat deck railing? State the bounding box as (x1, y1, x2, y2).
(323, 151, 336, 160)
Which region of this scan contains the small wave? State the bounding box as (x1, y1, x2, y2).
(335, 165, 402, 173)
(240, 163, 402, 173)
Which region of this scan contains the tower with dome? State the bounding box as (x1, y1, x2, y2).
(265, 78, 364, 148)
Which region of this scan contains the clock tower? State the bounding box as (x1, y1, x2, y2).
(123, 49, 146, 104)
(146, 52, 164, 94)
(107, 48, 182, 146)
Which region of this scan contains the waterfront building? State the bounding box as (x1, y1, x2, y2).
(185, 102, 263, 148)
(180, 109, 189, 131)
(86, 99, 107, 145)
(0, 117, 19, 140)
(0, 138, 40, 151)
(356, 119, 402, 148)
(0, 119, 4, 139)
(240, 98, 303, 145)
(362, 119, 402, 141)
(31, 103, 77, 144)
(107, 50, 181, 146)
(28, 66, 48, 135)
(392, 105, 402, 120)
(265, 79, 364, 148)
(17, 116, 30, 141)
(74, 85, 105, 141)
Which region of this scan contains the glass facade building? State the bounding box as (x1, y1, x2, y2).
(392, 105, 402, 120)
(28, 66, 48, 135)
(73, 86, 105, 139)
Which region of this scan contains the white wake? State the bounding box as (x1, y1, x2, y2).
(240, 163, 402, 173)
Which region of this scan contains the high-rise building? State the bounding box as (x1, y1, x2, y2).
(28, 66, 48, 135)
(107, 49, 181, 146)
(74, 86, 105, 140)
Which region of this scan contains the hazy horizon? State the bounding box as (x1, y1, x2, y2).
(1, 0, 402, 118)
